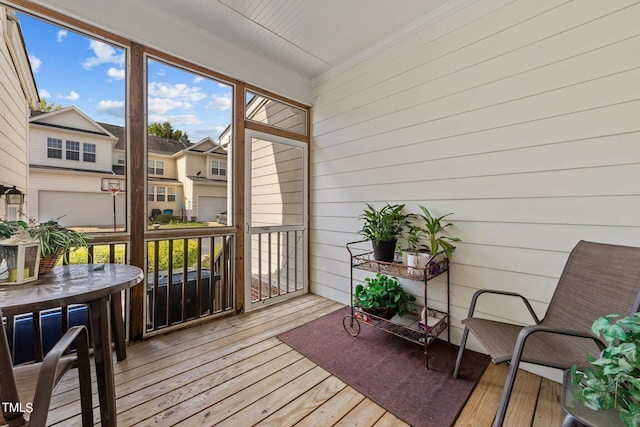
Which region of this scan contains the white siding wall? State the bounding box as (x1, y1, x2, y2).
(0, 8, 31, 218)
(29, 125, 114, 172)
(310, 0, 640, 364)
(148, 154, 176, 179)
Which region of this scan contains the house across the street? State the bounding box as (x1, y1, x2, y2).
(28, 106, 229, 228)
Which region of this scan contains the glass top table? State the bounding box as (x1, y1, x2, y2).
(561, 369, 625, 427)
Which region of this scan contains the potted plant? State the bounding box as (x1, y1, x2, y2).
(353, 273, 416, 319)
(404, 224, 430, 273)
(0, 220, 29, 239)
(359, 203, 410, 262)
(571, 312, 640, 427)
(27, 219, 91, 272)
(417, 206, 460, 260)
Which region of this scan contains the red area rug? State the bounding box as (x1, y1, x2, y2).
(278, 307, 489, 427)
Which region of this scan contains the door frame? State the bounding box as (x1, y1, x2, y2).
(243, 129, 308, 311)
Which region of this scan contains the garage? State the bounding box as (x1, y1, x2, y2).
(197, 196, 227, 222)
(39, 191, 126, 228)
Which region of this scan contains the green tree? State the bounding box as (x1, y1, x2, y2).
(36, 99, 62, 112)
(148, 121, 188, 141)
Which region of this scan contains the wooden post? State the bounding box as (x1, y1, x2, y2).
(234, 82, 246, 313)
(128, 42, 146, 340)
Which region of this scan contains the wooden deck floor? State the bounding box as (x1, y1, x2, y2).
(46, 294, 564, 426)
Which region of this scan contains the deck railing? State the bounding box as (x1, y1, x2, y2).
(6, 236, 129, 364)
(6, 231, 235, 363)
(145, 233, 234, 333)
(250, 228, 304, 303)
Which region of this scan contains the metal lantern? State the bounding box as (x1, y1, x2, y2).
(0, 240, 41, 284)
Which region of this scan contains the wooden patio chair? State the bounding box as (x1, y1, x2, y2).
(0, 309, 93, 427)
(453, 240, 640, 427)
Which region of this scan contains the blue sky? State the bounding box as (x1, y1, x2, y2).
(18, 12, 233, 143)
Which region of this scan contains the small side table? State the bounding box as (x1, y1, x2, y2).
(561, 370, 625, 427)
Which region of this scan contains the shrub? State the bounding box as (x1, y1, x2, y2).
(147, 240, 200, 272)
(67, 240, 222, 273)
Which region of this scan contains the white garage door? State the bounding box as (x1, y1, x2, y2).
(39, 191, 126, 227)
(198, 196, 227, 221)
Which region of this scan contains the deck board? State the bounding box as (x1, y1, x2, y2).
(533, 378, 564, 427)
(44, 294, 561, 426)
(503, 368, 542, 426)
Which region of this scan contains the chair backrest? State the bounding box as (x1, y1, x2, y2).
(0, 308, 26, 426)
(543, 240, 640, 331)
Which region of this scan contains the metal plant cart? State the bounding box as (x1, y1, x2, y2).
(344, 240, 451, 368)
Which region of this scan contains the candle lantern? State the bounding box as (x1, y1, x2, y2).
(0, 240, 41, 284)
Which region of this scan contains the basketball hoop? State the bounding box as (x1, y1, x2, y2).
(108, 181, 121, 197)
(102, 179, 122, 231)
(101, 178, 125, 194)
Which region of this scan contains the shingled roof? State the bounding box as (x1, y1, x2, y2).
(99, 122, 191, 154)
(31, 110, 191, 155)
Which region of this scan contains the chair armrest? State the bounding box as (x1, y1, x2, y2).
(509, 324, 605, 367)
(517, 324, 604, 350)
(467, 289, 540, 324)
(30, 326, 91, 425)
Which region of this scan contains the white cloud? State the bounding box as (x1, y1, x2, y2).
(147, 97, 191, 115)
(62, 91, 80, 101)
(56, 30, 68, 43)
(193, 76, 203, 83)
(107, 67, 125, 80)
(205, 94, 232, 111)
(148, 82, 206, 103)
(148, 114, 202, 127)
(188, 125, 227, 142)
(39, 89, 51, 99)
(96, 100, 125, 117)
(83, 40, 125, 69)
(156, 69, 165, 77)
(28, 54, 41, 73)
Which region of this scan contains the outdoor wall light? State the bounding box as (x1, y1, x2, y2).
(0, 185, 25, 205)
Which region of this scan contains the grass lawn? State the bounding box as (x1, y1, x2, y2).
(148, 221, 209, 230)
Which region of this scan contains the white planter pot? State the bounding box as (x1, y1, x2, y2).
(406, 252, 430, 274)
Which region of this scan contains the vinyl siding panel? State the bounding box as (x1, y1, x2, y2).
(0, 8, 29, 214)
(309, 0, 640, 363)
(29, 126, 115, 172)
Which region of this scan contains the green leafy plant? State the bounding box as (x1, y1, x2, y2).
(405, 224, 428, 254)
(571, 312, 640, 427)
(358, 203, 410, 245)
(27, 219, 91, 262)
(354, 273, 416, 317)
(0, 220, 29, 239)
(417, 206, 460, 259)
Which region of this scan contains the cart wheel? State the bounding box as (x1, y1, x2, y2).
(342, 314, 360, 337)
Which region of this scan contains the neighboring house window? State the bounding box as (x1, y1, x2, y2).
(148, 186, 176, 202)
(211, 160, 226, 176)
(148, 160, 164, 175)
(47, 138, 62, 159)
(83, 143, 96, 162)
(156, 186, 166, 201)
(66, 141, 80, 161)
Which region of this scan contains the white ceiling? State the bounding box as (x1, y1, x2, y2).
(19, 0, 467, 103)
(138, 0, 451, 80)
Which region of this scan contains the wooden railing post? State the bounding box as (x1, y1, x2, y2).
(128, 41, 147, 341)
